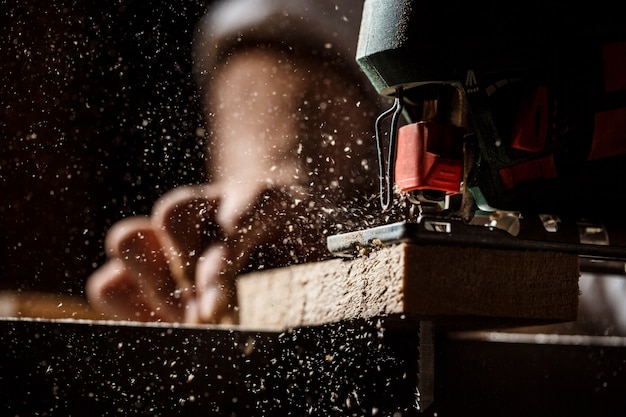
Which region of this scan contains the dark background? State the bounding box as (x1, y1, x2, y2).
(1, 0, 212, 295)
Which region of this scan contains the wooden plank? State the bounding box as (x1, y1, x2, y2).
(237, 243, 580, 329)
(0, 291, 102, 320)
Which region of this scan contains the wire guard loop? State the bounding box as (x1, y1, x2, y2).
(374, 88, 403, 211)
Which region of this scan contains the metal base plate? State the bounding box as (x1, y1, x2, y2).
(327, 218, 626, 263)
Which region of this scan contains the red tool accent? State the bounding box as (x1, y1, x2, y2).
(498, 155, 557, 190)
(511, 86, 548, 152)
(394, 122, 464, 193)
(587, 42, 626, 160)
(588, 108, 626, 160)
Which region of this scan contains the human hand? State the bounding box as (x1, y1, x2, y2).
(86, 181, 320, 324)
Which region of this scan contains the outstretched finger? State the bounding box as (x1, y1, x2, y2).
(103, 216, 186, 321)
(86, 259, 180, 322)
(151, 185, 223, 292)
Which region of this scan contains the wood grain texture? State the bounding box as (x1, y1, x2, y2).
(237, 243, 580, 329)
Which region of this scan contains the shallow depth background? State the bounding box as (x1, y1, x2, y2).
(1, 0, 212, 296)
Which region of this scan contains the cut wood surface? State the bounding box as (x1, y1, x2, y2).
(237, 243, 580, 329)
(0, 291, 103, 320)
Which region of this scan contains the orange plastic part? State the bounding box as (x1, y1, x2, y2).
(394, 122, 463, 194)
